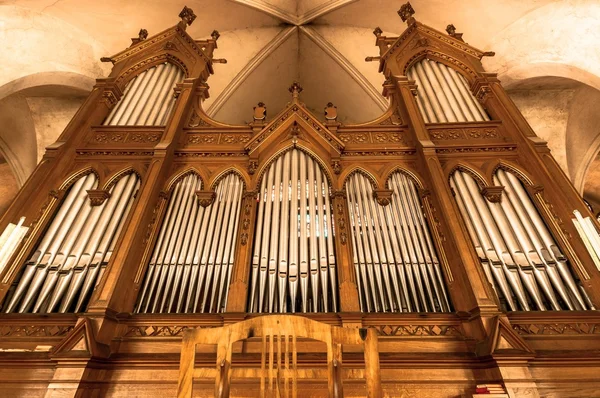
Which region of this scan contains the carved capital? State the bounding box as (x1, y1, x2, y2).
(87, 189, 111, 206)
(418, 188, 431, 199)
(481, 186, 504, 203)
(195, 190, 216, 207)
(101, 87, 121, 109)
(331, 190, 347, 200)
(242, 190, 257, 199)
(373, 189, 394, 206)
(528, 184, 544, 195)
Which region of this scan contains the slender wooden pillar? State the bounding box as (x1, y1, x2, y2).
(331, 190, 361, 312)
(226, 190, 258, 312)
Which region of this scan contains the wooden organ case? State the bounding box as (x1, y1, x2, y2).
(1, 3, 600, 397)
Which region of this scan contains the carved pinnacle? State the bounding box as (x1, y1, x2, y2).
(211, 30, 221, 41)
(289, 81, 303, 98)
(179, 6, 197, 28)
(373, 27, 383, 37)
(397, 2, 415, 24)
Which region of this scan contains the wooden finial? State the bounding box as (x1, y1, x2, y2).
(253, 102, 267, 122)
(398, 2, 416, 25)
(211, 30, 220, 41)
(289, 82, 303, 99)
(179, 6, 197, 29)
(373, 27, 383, 37)
(324, 102, 338, 121)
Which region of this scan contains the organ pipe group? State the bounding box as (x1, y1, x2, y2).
(346, 172, 450, 313)
(451, 169, 592, 311)
(136, 173, 243, 314)
(4, 172, 139, 313)
(248, 149, 338, 314)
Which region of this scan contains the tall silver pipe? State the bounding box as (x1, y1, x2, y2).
(307, 158, 319, 312)
(315, 164, 329, 312)
(347, 178, 370, 311)
(323, 178, 337, 312)
(278, 153, 292, 313)
(267, 157, 283, 313)
(218, 178, 242, 313)
(408, 59, 489, 123)
(250, 178, 266, 312)
(288, 150, 299, 313)
(298, 152, 309, 312)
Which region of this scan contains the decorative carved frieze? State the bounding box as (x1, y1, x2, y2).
(0, 325, 74, 338)
(512, 322, 600, 335)
(429, 126, 500, 141)
(375, 324, 464, 337)
(338, 131, 406, 145)
(436, 146, 516, 154)
(124, 325, 193, 337)
(93, 131, 162, 144)
(187, 133, 252, 146)
(77, 150, 154, 157)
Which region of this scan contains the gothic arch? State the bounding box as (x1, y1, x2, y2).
(445, 162, 489, 188)
(103, 167, 143, 191)
(383, 166, 425, 190)
(166, 167, 204, 192)
(339, 166, 379, 191)
(209, 167, 248, 191)
(59, 167, 99, 191)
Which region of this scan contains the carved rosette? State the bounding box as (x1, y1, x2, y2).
(87, 189, 111, 206)
(373, 189, 394, 206)
(195, 190, 216, 207)
(481, 186, 504, 203)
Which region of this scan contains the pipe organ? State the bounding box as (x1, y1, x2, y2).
(248, 149, 337, 314)
(346, 171, 450, 313)
(4, 172, 139, 313)
(2, 4, 600, 397)
(136, 172, 243, 314)
(104, 62, 184, 126)
(408, 59, 489, 123)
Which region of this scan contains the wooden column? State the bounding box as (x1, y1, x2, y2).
(331, 190, 361, 312)
(226, 190, 258, 312)
(86, 78, 199, 344)
(395, 76, 500, 316)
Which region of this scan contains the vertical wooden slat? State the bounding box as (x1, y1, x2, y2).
(176, 329, 197, 398)
(260, 333, 266, 398)
(269, 332, 274, 394)
(292, 334, 297, 398)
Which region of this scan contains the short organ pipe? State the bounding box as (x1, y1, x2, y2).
(104, 62, 184, 126)
(408, 58, 490, 123)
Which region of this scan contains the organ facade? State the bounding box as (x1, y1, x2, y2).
(1, 3, 600, 397)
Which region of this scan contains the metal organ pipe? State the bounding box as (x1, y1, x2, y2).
(136, 173, 243, 314)
(346, 171, 451, 313)
(407, 59, 490, 124)
(104, 62, 184, 126)
(248, 149, 338, 313)
(451, 169, 591, 311)
(3, 172, 139, 313)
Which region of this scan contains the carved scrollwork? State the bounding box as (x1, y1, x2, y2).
(481, 186, 504, 203)
(195, 190, 216, 207)
(375, 324, 464, 337)
(373, 189, 394, 206)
